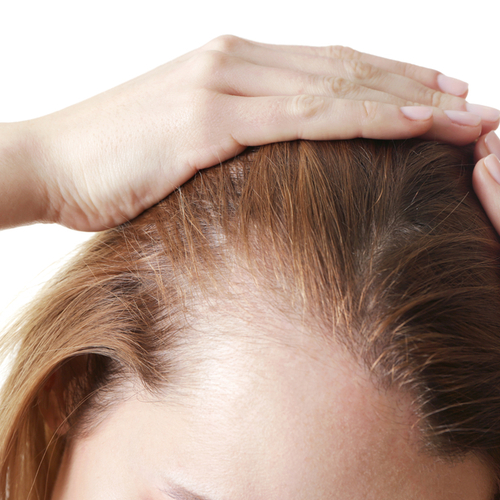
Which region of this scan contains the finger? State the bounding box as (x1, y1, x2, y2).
(203, 35, 469, 97)
(475, 131, 500, 163)
(465, 104, 500, 135)
(229, 95, 483, 146)
(202, 53, 417, 106)
(420, 109, 482, 145)
(204, 46, 468, 111)
(224, 95, 434, 145)
(472, 155, 500, 236)
(246, 40, 468, 96)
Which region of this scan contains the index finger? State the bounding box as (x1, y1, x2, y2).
(247, 39, 469, 97)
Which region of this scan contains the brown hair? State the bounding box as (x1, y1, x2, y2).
(1, 139, 500, 499)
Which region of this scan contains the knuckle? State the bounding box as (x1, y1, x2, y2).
(289, 94, 326, 120)
(344, 60, 378, 81)
(429, 90, 463, 110)
(414, 85, 435, 106)
(325, 76, 357, 97)
(416, 86, 457, 110)
(191, 50, 230, 80)
(205, 34, 243, 54)
(430, 90, 447, 108)
(327, 45, 360, 60)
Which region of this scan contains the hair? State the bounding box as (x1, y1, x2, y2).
(1, 139, 500, 499)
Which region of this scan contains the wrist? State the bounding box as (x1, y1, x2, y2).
(0, 120, 50, 228)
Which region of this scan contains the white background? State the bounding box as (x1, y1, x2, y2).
(1, 0, 499, 382)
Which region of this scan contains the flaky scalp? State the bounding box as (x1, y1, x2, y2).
(2, 140, 500, 499)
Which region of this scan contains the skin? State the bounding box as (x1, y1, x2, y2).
(50, 320, 497, 500)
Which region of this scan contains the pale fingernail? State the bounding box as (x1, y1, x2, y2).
(466, 103, 500, 122)
(444, 110, 481, 127)
(485, 131, 500, 157)
(400, 106, 433, 120)
(484, 154, 500, 185)
(437, 74, 469, 96)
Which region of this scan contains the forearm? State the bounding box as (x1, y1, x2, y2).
(0, 122, 47, 229)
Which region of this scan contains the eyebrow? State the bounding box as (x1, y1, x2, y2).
(160, 483, 216, 500)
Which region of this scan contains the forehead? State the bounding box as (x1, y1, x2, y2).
(63, 327, 497, 500)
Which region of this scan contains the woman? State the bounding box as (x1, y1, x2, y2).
(1, 37, 500, 500)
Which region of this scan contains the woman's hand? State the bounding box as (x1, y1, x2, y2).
(473, 133, 500, 235)
(2, 35, 499, 231)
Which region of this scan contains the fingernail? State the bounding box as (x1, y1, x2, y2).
(444, 110, 481, 127)
(484, 154, 500, 185)
(485, 131, 500, 157)
(466, 103, 500, 122)
(437, 74, 469, 96)
(400, 106, 433, 120)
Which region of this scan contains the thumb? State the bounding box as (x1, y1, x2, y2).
(472, 154, 500, 236)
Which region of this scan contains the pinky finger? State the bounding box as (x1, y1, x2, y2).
(229, 95, 434, 145)
(472, 155, 500, 236)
